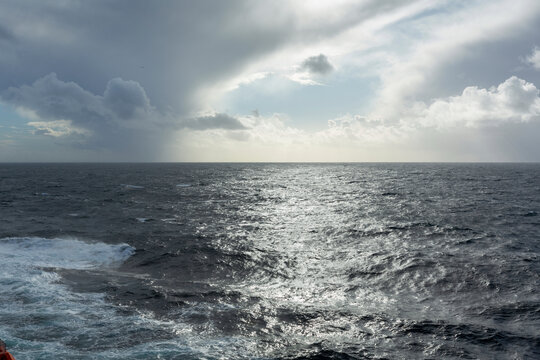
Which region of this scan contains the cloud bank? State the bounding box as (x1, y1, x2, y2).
(1, 73, 162, 158)
(416, 76, 540, 128)
(173, 76, 540, 162)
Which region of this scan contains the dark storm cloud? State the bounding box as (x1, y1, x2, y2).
(104, 78, 151, 120)
(2, 73, 153, 129)
(0, 73, 168, 160)
(301, 54, 334, 75)
(3, 73, 103, 125)
(184, 113, 247, 130)
(1, 72, 248, 154)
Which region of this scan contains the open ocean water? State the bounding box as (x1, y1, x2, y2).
(0, 163, 539, 359)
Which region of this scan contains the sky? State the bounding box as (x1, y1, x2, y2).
(1, 0, 540, 162)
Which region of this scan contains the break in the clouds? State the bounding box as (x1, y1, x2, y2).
(1, 0, 540, 161)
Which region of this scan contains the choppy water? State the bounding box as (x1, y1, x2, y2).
(0, 163, 539, 359)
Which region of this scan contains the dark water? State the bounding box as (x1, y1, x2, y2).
(0, 163, 539, 359)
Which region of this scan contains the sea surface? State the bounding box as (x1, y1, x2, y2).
(0, 163, 539, 359)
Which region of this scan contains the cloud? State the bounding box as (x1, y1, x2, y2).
(1, 73, 156, 130)
(27, 120, 90, 137)
(0, 73, 169, 159)
(183, 113, 247, 130)
(2, 73, 108, 129)
(103, 78, 151, 120)
(0, 73, 248, 158)
(369, 0, 540, 122)
(287, 54, 335, 85)
(301, 54, 334, 75)
(416, 76, 540, 128)
(524, 46, 540, 70)
(173, 77, 540, 161)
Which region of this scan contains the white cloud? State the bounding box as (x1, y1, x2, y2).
(222, 72, 272, 92)
(172, 76, 540, 161)
(415, 76, 540, 128)
(27, 119, 90, 137)
(370, 0, 540, 122)
(287, 73, 323, 86)
(524, 46, 540, 70)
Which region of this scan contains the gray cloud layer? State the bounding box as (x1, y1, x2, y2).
(1, 73, 164, 159)
(2, 73, 155, 129)
(1, 73, 251, 157)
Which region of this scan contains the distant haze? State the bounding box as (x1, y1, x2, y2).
(1, 0, 540, 161)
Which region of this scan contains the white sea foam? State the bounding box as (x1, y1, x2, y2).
(122, 184, 144, 189)
(0, 237, 249, 359)
(0, 237, 136, 358)
(176, 183, 191, 187)
(0, 237, 134, 270)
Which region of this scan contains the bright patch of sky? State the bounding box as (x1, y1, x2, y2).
(218, 73, 379, 131)
(0, 104, 31, 137)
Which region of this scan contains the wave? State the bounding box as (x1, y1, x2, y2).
(0, 237, 139, 359)
(0, 237, 272, 359)
(121, 184, 145, 190)
(0, 236, 134, 270)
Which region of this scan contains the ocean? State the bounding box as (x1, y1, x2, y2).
(0, 163, 539, 359)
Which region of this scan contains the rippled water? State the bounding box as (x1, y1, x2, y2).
(0, 163, 539, 359)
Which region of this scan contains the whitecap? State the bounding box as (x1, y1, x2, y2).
(0, 237, 134, 270)
(121, 184, 145, 190)
(0, 237, 137, 358)
(0, 237, 257, 359)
